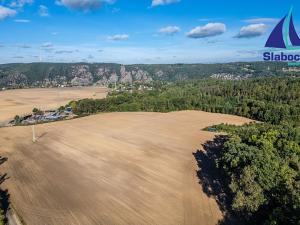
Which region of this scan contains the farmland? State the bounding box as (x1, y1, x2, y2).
(0, 111, 252, 225)
(0, 87, 108, 123)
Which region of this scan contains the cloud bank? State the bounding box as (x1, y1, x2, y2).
(235, 23, 267, 38)
(107, 34, 129, 41)
(16, 44, 31, 48)
(56, 0, 114, 11)
(39, 5, 49, 17)
(151, 0, 180, 7)
(55, 50, 74, 54)
(159, 26, 180, 35)
(244, 18, 278, 24)
(41, 42, 54, 48)
(14, 19, 30, 22)
(187, 23, 226, 38)
(9, 0, 33, 8)
(0, 6, 17, 20)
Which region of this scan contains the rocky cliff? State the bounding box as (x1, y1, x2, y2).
(0, 62, 288, 88)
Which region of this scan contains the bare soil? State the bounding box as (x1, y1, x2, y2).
(0, 87, 108, 122)
(0, 111, 252, 225)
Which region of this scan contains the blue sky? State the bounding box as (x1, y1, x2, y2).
(0, 0, 299, 64)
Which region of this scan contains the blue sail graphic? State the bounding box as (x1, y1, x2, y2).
(289, 14, 300, 46)
(265, 7, 300, 49)
(265, 16, 287, 48)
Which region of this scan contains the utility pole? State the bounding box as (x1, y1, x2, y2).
(32, 125, 36, 143)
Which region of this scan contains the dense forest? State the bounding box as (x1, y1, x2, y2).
(209, 123, 300, 225)
(65, 77, 300, 225)
(68, 77, 300, 126)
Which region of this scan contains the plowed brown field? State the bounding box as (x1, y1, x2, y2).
(0, 87, 108, 123)
(0, 111, 252, 225)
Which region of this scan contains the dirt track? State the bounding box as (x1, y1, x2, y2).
(0, 87, 108, 122)
(0, 111, 252, 225)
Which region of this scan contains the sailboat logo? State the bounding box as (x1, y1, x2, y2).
(265, 7, 300, 50)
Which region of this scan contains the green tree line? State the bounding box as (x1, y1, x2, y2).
(68, 77, 300, 126)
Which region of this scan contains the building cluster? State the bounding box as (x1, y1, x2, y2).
(10, 107, 73, 126)
(210, 73, 252, 80)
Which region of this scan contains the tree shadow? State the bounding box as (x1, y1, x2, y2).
(37, 132, 48, 141)
(0, 173, 9, 185)
(0, 156, 10, 224)
(0, 157, 7, 166)
(0, 189, 10, 223)
(193, 135, 243, 225)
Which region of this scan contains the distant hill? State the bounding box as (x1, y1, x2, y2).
(0, 62, 295, 88)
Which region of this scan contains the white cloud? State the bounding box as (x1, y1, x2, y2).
(107, 34, 129, 41)
(187, 23, 226, 38)
(159, 26, 180, 35)
(56, 0, 114, 11)
(14, 19, 30, 22)
(112, 7, 120, 13)
(12, 56, 24, 59)
(16, 44, 31, 48)
(0, 6, 17, 20)
(244, 18, 279, 24)
(9, 0, 33, 8)
(235, 23, 267, 38)
(151, 0, 180, 7)
(197, 18, 211, 22)
(41, 42, 54, 48)
(39, 5, 49, 17)
(55, 50, 74, 54)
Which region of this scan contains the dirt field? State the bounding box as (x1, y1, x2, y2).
(0, 111, 252, 225)
(0, 87, 108, 123)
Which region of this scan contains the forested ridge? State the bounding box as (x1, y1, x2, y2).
(0, 62, 295, 88)
(69, 77, 300, 126)
(66, 77, 300, 225)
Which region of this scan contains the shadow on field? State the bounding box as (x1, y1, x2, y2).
(193, 135, 242, 225)
(37, 132, 48, 141)
(0, 157, 7, 166)
(0, 156, 10, 224)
